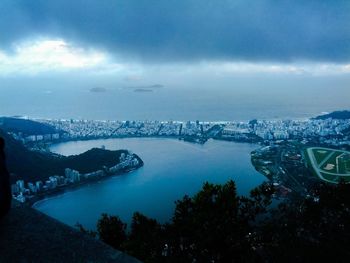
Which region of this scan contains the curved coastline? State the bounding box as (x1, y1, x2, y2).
(29, 166, 142, 207)
(34, 138, 265, 228)
(31, 137, 259, 208)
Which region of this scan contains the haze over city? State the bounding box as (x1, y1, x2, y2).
(0, 0, 349, 120)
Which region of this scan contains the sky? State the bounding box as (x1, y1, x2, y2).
(0, 0, 349, 120)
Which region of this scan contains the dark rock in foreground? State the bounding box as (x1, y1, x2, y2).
(0, 202, 141, 263)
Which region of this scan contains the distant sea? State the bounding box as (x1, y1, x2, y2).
(0, 83, 349, 121)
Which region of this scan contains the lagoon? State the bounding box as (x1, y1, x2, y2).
(34, 138, 265, 230)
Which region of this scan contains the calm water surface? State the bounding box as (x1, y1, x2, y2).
(34, 138, 265, 229)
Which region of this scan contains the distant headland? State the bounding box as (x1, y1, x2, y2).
(314, 110, 350, 120)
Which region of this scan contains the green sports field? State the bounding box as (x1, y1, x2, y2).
(306, 147, 350, 183)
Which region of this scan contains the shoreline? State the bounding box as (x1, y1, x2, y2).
(32, 139, 264, 229)
(34, 134, 263, 153)
(29, 166, 141, 207)
(32, 138, 260, 208)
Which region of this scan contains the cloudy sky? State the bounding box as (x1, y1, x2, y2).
(0, 0, 349, 74)
(0, 0, 349, 120)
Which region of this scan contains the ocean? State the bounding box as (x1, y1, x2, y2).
(0, 76, 349, 121)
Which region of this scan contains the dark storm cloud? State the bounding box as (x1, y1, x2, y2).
(0, 0, 349, 62)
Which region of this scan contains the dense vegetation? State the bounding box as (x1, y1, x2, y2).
(314, 110, 350, 120)
(0, 117, 59, 135)
(89, 180, 350, 263)
(0, 129, 142, 182)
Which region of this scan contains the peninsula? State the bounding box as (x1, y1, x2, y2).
(0, 128, 143, 204)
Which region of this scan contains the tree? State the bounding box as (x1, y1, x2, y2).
(168, 180, 263, 262)
(92, 180, 350, 262)
(257, 182, 350, 262)
(97, 213, 127, 250)
(125, 212, 164, 263)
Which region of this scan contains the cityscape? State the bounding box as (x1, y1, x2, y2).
(9, 117, 350, 147)
(7, 114, 350, 204)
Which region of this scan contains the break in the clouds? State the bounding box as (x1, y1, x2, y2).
(0, 0, 349, 63)
(0, 39, 111, 75)
(0, 38, 349, 76)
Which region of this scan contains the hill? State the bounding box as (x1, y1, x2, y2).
(0, 129, 143, 183)
(63, 148, 143, 174)
(314, 110, 350, 120)
(0, 117, 60, 135)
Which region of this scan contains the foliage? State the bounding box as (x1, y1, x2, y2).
(97, 214, 127, 250)
(124, 212, 164, 262)
(92, 180, 350, 262)
(314, 110, 350, 120)
(169, 180, 251, 262)
(0, 117, 58, 136)
(94, 180, 273, 262)
(257, 182, 350, 262)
